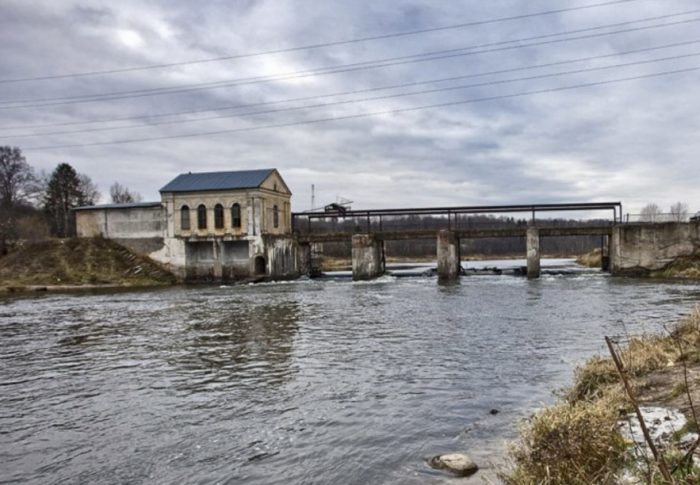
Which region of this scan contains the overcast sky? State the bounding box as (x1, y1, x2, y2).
(1, 0, 698, 215)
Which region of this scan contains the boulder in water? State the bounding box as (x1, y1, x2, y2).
(428, 453, 478, 477)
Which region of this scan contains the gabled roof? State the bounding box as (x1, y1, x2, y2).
(159, 169, 276, 193)
(74, 202, 162, 211)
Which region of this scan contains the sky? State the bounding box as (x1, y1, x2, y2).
(0, 0, 698, 216)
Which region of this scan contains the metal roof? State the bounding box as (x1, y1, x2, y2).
(74, 202, 162, 211)
(159, 169, 275, 193)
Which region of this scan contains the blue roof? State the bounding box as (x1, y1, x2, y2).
(159, 169, 275, 193)
(74, 202, 162, 211)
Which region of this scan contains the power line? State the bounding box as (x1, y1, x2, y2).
(0, 0, 641, 84)
(4, 39, 698, 131)
(22, 66, 699, 151)
(5, 51, 699, 139)
(2, 11, 697, 110)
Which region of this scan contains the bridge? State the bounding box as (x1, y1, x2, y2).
(291, 202, 622, 281)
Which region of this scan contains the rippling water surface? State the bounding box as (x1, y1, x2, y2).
(1, 259, 699, 484)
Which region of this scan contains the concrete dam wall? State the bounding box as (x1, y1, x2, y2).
(611, 222, 700, 275)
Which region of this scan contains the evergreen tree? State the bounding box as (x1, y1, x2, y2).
(44, 163, 84, 237)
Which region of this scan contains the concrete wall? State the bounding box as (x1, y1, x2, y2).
(149, 237, 187, 279)
(76, 206, 165, 239)
(611, 222, 700, 275)
(263, 235, 300, 279)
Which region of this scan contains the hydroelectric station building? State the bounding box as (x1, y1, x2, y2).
(75, 169, 298, 281)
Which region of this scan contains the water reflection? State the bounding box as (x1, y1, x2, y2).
(169, 302, 300, 389)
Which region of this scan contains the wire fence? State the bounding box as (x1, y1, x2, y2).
(623, 212, 700, 223)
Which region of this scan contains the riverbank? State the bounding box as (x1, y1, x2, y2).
(0, 238, 176, 292)
(577, 247, 700, 279)
(501, 307, 700, 484)
(576, 248, 603, 268)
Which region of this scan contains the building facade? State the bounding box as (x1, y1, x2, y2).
(75, 169, 299, 281)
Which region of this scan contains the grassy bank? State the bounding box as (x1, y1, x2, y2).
(0, 238, 176, 290)
(576, 248, 603, 268)
(501, 308, 700, 484)
(651, 252, 700, 279)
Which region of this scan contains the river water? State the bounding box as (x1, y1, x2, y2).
(1, 259, 699, 484)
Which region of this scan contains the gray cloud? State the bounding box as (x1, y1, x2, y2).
(0, 0, 698, 216)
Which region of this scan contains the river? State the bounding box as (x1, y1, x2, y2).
(1, 259, 699, 484)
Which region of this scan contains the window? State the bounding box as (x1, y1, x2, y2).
(214, 204, 224, 229)
(180, 205, 190, 230)
(231, 203, 241, 228)
(273, 204, 279, 228)
(197, 204, 207, 230)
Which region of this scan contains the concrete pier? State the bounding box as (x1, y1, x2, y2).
(601, 236, 610, 271)
(437, 230, 461, 282)
(298, 242, 323, 277)
(352, 234, 385, 280)
(526, 225, 540, 279)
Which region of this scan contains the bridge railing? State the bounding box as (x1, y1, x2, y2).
(292, 203, 621, 237)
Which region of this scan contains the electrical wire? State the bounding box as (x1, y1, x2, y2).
(0, 0, 641, 84)
(21, 65, 699, 151)
(4, 51, 698, 139)
(4, 39, 698, 131)
(1, 11, 698, 109)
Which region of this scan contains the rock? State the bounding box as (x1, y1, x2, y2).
(428, 453, 478, 477)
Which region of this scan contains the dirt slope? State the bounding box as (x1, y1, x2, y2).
(0, 238, 176, 287)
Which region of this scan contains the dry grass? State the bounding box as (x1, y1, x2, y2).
(0, 237, 175, 287)
(503, 390, 628, 485)
(575, 248, 603, 268)
(502, 308, 700, 484)
(652, 251, 700, 279)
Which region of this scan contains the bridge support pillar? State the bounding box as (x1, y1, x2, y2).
(352, 234, 385, 280)
(601, 235, 611, 272)
(437, 230, 461, 282)
(526, 225, 540, 279)
(298, 242, 323, 277)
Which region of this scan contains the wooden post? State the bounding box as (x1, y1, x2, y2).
(605, 337, 673, 482)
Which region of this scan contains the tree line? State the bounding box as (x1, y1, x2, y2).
(0, 146, 141, 252)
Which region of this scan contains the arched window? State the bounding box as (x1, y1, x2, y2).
(180, 205, 190, 231)
(214, 204, 224, 229)
(197, 204, 207, 230)
(273, 204, 279, 228)
(231, 203, 241, 228)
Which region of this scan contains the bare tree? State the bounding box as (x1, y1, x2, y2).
(639, 203, 663, 223)
(77, 173, 100, 206)
(669, 201, 689, 222)
(109, 182, 142, 204)
(0, 146, 36, 209)
(0, 146, 40, 252)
